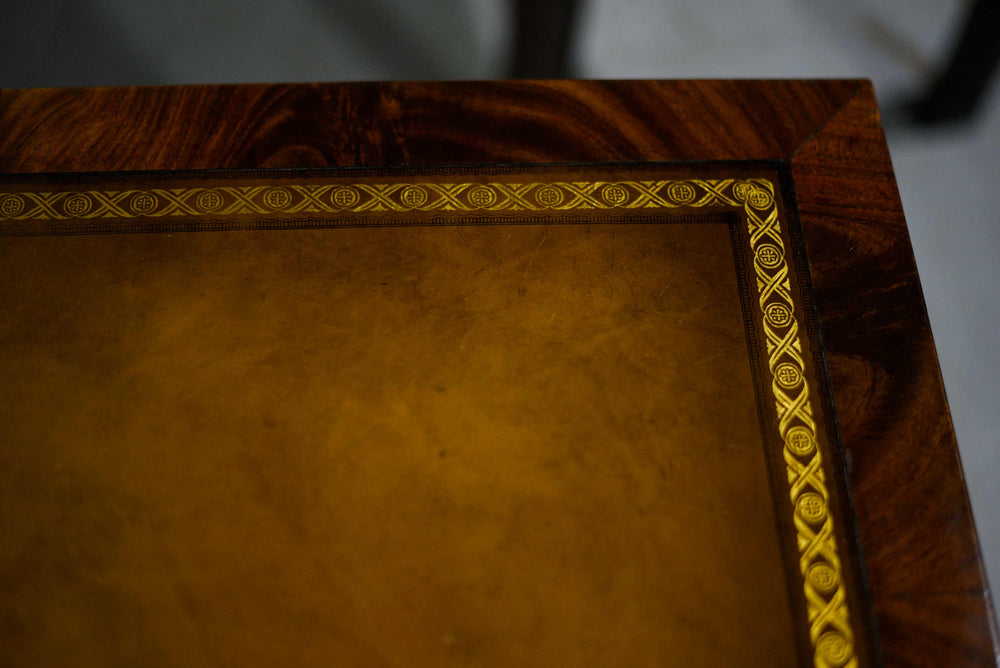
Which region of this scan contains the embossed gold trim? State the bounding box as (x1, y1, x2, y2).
(0, 177, 857, 667)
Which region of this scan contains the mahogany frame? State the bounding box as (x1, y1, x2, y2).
(1, 80, 996, 666)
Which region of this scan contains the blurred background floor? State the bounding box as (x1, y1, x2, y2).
(2, 0, 997, 598)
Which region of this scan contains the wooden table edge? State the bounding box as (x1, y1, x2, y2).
(1, 78, 997, 666)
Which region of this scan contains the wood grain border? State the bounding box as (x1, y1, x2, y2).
(1, 79, 996, 666)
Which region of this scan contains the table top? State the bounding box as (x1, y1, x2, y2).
(0, 80, 996, 667)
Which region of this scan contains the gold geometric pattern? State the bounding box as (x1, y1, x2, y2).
(0, 176, 857, 667)
(734, 179, 858, 668)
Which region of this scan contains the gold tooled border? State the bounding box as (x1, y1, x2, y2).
(0, 178, 857, 667)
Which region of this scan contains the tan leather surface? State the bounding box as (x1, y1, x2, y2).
(0, 222, 797, 666)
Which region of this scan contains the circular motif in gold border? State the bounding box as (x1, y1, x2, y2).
(667, 182, 696, 204)
(263, 187, 292, 210)
(602, 184, 628, 206)
(764, 302, 793, 328)
(807, 562, 839, 595)
(0, 194, 25, 217)
(197, 190, 224, 212)
(817, 632, 852, 667)
(774, 362, 803, 389)
(732, 181, 754, 202)
(400, 186, 428, 208)
(64, 194, 92, 216)
(747, 187, 774, 210)
(535, 185, 562, 207)
(331, 187, 359, 208)
(786, 425, 816, 456)
(468, 185, 497, 208)
(130, 193, 158, 215)
(756, 243, 783, 269)
(796, 492, 828, 525)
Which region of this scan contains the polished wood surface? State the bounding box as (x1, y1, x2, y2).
(1, 80, 996, 666)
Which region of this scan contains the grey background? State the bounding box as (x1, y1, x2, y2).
(2, 0, 997, 603)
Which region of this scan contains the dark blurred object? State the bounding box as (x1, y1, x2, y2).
(511, 0, 579, 78)
(907, 0, 1000, 125)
